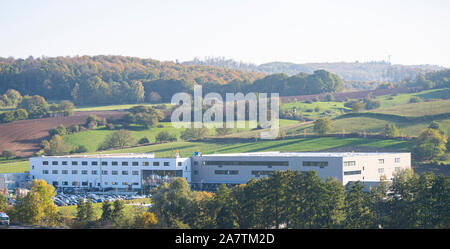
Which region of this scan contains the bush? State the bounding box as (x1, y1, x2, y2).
(314, 106, 321, 112)
(409, 96, 423, 103)
(70, 145, 88, 154)
(106, 123, 115, 130)
(1, 150, 16, 159)
(138, 137, 150, 144)
(365, 99, 381, 110)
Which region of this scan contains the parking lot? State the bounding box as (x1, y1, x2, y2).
(52, 192, 150, 206)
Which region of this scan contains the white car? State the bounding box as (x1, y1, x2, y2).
(0, 212, 10, 226)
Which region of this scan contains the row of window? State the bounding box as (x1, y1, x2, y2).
(203, 161, 289, 166)
(42, 170, 140, 176)
(302, 161, 328, 167)
(42, 161, 181, 167)
(214, 170, 239, 175)
(52, 181, 139, 186)
(344, 161, 356, 166)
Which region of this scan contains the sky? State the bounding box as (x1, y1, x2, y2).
(0, 0, 449, 67)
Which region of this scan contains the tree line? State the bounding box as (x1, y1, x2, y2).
(0, 56, 343, 105)
(150, 169, 449, 229)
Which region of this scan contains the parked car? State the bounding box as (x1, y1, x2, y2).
(0, 212, 10, 226)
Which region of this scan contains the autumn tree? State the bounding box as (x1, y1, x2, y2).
(99, 129, 136, 150)
(313, 117, 332, 135)
(11, 179, 60, 226)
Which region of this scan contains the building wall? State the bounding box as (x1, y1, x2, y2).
(191, 155, 344, 188)
(341, 153, 411, 185)
(191, 153, 411, 190)
(30, 156, 191, 190)
(29, 152, 411, 191)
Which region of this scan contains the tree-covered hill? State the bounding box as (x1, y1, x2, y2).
(0, 55, 265, 105)
(183, 57, 445, 83)
(0, 55, 344, 104)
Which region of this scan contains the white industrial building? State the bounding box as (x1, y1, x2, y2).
(29, 153, 192, 191)
(29, 151, 411, 192)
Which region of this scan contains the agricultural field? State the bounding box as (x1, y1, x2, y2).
(281, 101, 348, 119)
(82, 137, 409, 157)
(74, 103, 170, 112)
(0, 160, 29, 173)
(63, 119, 299, 152)
(0, 136, 409, 173)
(0, 111, 125, 157)
(365, 99, 450, 117)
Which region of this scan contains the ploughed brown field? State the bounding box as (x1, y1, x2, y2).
(0, 111, 125, 157)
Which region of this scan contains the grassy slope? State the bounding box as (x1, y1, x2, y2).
(63, 120, 299, 152)
(0, 137, 408, 173)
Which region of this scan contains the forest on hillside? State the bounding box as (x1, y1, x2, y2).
(0, 56, 343, 104)
(183, 57, 445, 83)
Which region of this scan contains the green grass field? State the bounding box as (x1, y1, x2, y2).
(74, 103, 170, 112)
(0, 160, 29, 173)
(366, 99, 450, 117)
(282, 101, 348, 119)
(63, 120, 299, 152)
(0, 137, 409, 173)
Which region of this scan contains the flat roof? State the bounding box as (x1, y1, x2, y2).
(35, 153, 156, 159)
(198, 151, 410, 158)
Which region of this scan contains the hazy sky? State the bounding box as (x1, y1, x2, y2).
(1, 0, 449, 67)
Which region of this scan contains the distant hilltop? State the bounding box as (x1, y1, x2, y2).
(183, 57, 446, 83)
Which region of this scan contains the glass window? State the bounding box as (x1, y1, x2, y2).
(52, 161, 58, 165)
(122, 171, 128, 175)
(72, 170, 78, 174)
(204, 161, 289, 166)
(62, 170, 68, 174)
(52, 181, 58, 186)
(82, 161, 88, 166)
(52, 170, 58, 174)
(214, 170, 239, 175)
(62, 181, 68, 186)
(344, 170, 361, 175)
(395, 158, 401, 163)
(164, 162, 170, 166)
(178, 162, 182, 166)
(303, 161, 328, 167)
(132, 162, 139, 166)
(102, 161, 108, 166)
(194, 161, 198, 166)
(112, 171, 118, 175)
(102, 170, 108, 175)
(112, 161, 118, 166)
(92, 161, 98, 166)
(378, 168, 384, 173)
(72, 182, 78, 186)
(344, 161, 356, 166)
(92, 170, 98, 175)
(62, 161, 67, 165)
(72, 161, 78, 166)
(82, 182, 88, 186)
(395, 167, 400, 172)
(378, 159, 384, 164)
(132, 171, 139, 175)
(122, 161, 128, 166)
(43, 161, 49, 165)
(143, 162, 149, 166)
(43, 170, 49, 174)
(153, 162, 160, 166)
(82, 170, 88, 175)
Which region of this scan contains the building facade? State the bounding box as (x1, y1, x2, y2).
(29, 153, 191, 191)
(190, 152, 411, 191)
(29, 152, 411, 192)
